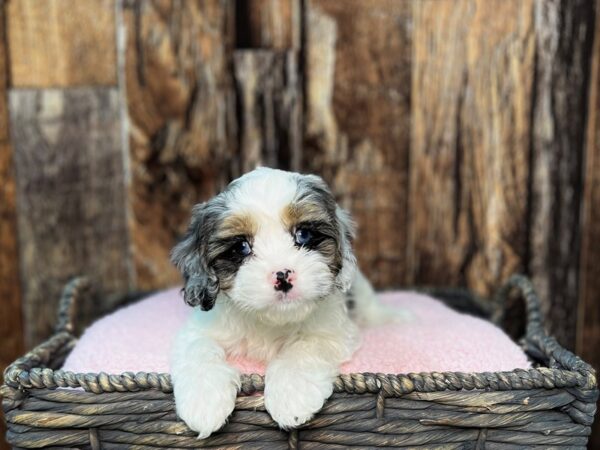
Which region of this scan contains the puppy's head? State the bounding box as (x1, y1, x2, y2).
(171, 168, 356, 322)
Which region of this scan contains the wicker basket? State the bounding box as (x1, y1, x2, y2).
(2, 275, 597, 449)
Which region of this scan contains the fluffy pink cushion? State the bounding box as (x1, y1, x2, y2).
(62, 289, 529, 374)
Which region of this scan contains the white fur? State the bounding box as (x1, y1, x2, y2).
(171, 311, 241, 439)
(171, 168, 392, 438)
(227, 216, 334, 324)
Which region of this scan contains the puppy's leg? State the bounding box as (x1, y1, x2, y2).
(264, 334, 348, 429)
(171, 313, 240, 439)
(350, 270, 412, 327)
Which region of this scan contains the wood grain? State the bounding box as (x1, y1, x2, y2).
(304, 0, 412, 288)
(0, 3, 22, 446)
(409, 0, 535, 298)
(233, 50, 302, 172)
(122, 0, 235, 290)
(236, 0, 300, 49)
(9, 88, 134, 346)
(7, 0, 117, 87)
(0, 0, 22, 370)
(579, 1, 600, 446)
(0, 145, 19, 450)
(529, 0, 595, 350)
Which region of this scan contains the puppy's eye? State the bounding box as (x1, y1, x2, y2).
(232, 240, 252, 257)
(294, 228, 313, 247)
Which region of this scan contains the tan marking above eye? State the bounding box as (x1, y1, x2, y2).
(218, 212, 258, 239)
(282, 202, 330, 230)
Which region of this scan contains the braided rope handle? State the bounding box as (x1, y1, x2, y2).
(54, 277, 93, 335)
(496, 274, 596, 378)
(4, 277, 91, 391)
(494, 274, 544, 334)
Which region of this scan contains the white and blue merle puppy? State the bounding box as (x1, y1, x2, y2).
(170, 167, 394, 438)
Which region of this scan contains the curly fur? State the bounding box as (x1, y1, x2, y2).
(170, 167, 393, 437)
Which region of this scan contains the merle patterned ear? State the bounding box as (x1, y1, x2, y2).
(171, 202, 220, 310)
(335, 206, 357, 292)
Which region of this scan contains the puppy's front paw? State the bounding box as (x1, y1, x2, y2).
(174, 366, 240, 439)
(264, 367, 333, 429)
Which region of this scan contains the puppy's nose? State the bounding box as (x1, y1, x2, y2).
(273, 269, 294, 293)
(275, 270, 291, 281)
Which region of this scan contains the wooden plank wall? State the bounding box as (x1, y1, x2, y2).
(304, 0, 412, 288)
(123, 0, 236, 290)
(0, 2, 22, 445)
(531, 0, 595, 349)
(411, 0, 595, 348)
(1, 0, 599, 446)
(7, 0, 133, 347)
(581, 2, 600, 448)
(410, 0, 535, 301)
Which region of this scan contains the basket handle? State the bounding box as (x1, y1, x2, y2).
(496, 274, 595, 376)
(494, 274, 544, 338)
(54, 277, 93, 335)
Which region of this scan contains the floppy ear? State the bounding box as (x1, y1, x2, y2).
(335, 206, 358, 292)
(171, 202, 220, 310)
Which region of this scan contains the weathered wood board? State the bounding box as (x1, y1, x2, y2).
(236, 0, 300, 49)
(579, 1, 600, 446)
(233, 50, 302, 172)
(7, 0, 117, 87)
(0, 0, 23, 371)
(122, 0, 235, 290)
(529, 0, 595, 349)
(304, 0, 412, 288)
(0, 139, 23, 356)
(410, 0, 535, 299)
(0, 3, 22, 443)
(9, 88, 134, 346)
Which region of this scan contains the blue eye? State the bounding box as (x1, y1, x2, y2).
(234, 240, 252, 257)
(294, 228, 313, 246)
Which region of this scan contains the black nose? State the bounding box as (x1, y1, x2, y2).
(274, 270, 293, 293)
(276, 270, 290, 281)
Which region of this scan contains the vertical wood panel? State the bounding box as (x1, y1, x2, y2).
(304, 0, 412, 288)
(9, 88, 134, 346)
(233, 50, 302, 172)
(409, 0, 535, 297)
(7, 0, 116, 87)
(0, 0, 23, 369)
(579, 1, 600, 447)
(122, 0, 235, 290)
(0, 144, 22, 355)
(236, 0, 300, 49)
(530, 0, 595, 349)
(0, 2, 23, 446)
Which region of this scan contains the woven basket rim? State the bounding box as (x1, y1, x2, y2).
(2, 275, 598, 399)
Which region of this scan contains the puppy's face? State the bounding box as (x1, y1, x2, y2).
(172, 168, 356, 323)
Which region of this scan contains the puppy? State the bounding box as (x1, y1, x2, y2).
(170, 167, 393, 438)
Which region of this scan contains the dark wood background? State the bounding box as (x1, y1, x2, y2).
(1, 0, 599, 446)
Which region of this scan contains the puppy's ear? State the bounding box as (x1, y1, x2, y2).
(335, 206, 358, 292)
(171, 202, 220, 310)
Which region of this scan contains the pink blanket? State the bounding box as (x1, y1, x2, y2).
(62, 289, 529, 374)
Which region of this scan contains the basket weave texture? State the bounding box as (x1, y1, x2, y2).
(2, 275, 598, 449)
